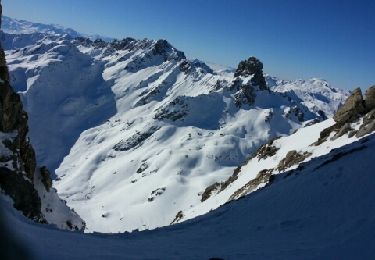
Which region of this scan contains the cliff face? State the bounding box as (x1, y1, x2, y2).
(0, 2, 85, 230)
(0, 2, 41, 221)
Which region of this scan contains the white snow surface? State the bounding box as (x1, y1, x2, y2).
(268, 76, 349, 117)
(180, 117, 367, 223)
(2, 133, 375, 259)
(2, 17, 349, 233)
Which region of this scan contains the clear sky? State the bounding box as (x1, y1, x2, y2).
(3, 0, 375, 90)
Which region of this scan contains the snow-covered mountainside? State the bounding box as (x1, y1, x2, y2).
(0, 12, 84, 231)
(178, 86, 375, 224)
(2, 130, 375, 259)
(268, 76, 349, 117)
(2, 16, 350, 233)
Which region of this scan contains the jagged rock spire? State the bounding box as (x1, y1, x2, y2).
(234, 56, 268, 90)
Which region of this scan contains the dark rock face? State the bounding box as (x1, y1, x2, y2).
(40, 166, 53, 192)
(0, 2, 43, 223)
(234, 57, 267, 90)
(231, 78, 256, 107)
(333, 88, 366, 123)
(0, 167, 43, 221)
(152, 39, 185, 61)
(365, 86, 375, 111)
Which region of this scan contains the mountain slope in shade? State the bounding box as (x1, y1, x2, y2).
(0, 9, 85, 231)
(2, 131, 375, 259)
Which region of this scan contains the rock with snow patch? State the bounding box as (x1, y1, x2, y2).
(333, 88, 366, 123)
(234, 56, 267, 90)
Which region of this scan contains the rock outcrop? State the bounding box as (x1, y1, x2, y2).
(365, 86, 375, 111)
(315, 85, 375, 145)
(0, 2, 39, 216)
(234, 56, 268, 90)
(333, 88, 366, 123)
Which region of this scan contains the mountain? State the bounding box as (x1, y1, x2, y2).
(2, 16, 81, 37)
(1, 13, 375, 259)
(268, 77, 349, 117)
(1, 16, 350, 233)
(2, 115, 375, 259)
(0, 8, 85, 231)
(2, 16, 113, 41)
(178, 86, 375, 223)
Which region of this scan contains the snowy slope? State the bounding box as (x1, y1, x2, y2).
(5, 36, 116, 171)
(2, 132, 375, 259)
(268, 76, 349, 117)
(2, 17, 349, 233)
(53, 38, 326, 233)
(179, 104, 375, 224)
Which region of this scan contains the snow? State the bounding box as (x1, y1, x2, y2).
(2, 16, 349, 233)
(269, 77, 349, 117)
(181, 116, 365, 222)
(5, 38, 116, 172)
(2, 133, 375, 259)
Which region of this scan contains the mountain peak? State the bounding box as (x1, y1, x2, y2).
(234, 56, 268, 90)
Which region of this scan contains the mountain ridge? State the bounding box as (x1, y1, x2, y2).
(2, 16, 351, 233)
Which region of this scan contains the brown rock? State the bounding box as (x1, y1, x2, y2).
(333, 88, 366, 123)
(365, 85, 375, 111)
(277, 150, 312, 172)
(356, 109, 375, 138)
(229, 169, 273, 201)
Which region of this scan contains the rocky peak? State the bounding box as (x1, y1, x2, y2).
(110, 37, 136, 50)
(234, 56, 268, 90)
(152, 39, 185, 61)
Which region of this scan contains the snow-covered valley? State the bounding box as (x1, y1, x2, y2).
(0, 16, 353, 233)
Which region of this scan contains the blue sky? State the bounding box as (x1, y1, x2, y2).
(3, 0, 375, 90)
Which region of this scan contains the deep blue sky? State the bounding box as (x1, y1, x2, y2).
(3, 0, 375, 90)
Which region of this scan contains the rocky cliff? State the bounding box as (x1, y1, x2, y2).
(0, 2, 85, 230)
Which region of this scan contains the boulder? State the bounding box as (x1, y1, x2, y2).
(365, 85, 375, 111)
(356, 109, 375, 138)
(333, 88, 366, 123)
